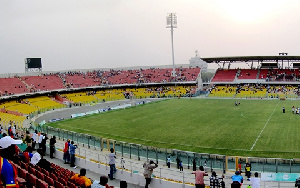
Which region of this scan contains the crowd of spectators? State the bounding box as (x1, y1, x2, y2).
(0, 124, 119, 188)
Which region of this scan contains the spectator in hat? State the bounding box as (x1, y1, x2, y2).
(143, 160, 158, 188)
(0, 136, 23, 188)
(231, 171, 243, 187)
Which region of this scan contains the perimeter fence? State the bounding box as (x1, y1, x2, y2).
(42, 126, 300, 174)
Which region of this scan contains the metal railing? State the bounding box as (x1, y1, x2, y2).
(42, 126, 300, 174)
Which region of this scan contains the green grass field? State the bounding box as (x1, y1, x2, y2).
(48, 98, 300, 158)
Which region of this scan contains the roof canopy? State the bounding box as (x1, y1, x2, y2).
(201, 56, 300, 63)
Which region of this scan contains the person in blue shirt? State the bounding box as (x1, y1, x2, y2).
(69, 141, 77, 168)
(231, 171, 243, 187)
(0, 136, 23, 188)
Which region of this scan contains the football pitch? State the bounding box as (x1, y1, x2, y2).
(48, 98, 300, 158)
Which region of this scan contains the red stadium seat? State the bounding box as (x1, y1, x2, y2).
(18, 168, 27, 180)
(50, 173, 58, 181)
(58, 177, 68, 186)
(40, 167, 50, 176)
(44, 176, 54, 186)
(55, 181, 65, 188)
(36, 179, 48, 188)
(36, 170, 45, 180)
(28, 166, 36, 176)
(68, 181, 78, 188)
(27, 173, 37, 187)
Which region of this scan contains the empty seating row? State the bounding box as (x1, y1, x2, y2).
(0, 67, 201, 96)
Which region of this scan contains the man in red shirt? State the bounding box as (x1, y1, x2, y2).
(192, 166, 208, 188)
(63, 139, 70, 164)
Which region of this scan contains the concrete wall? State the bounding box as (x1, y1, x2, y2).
(51, 147, 193, 188)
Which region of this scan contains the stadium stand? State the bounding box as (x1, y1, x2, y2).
(21, 75, 65, 92)
(237, 69, 258, 79)
(0, 77, 28, 95)
(211, 69, 237, 82)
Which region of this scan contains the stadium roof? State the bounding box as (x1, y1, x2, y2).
(201, 56, 300, 63)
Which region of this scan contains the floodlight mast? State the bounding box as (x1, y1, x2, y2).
(166, 13, 177, 78)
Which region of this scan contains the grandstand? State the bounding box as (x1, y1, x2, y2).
(2, 57, 300, 187)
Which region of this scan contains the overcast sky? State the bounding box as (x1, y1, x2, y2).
(1, 0, 300, 74)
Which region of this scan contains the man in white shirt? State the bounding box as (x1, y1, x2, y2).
(249, 172, 260, 188)
(108, 148, 116, 180)
(32, 130, 38, 150)
(38, 133, 44, 148)
(31, 149, 42, 165)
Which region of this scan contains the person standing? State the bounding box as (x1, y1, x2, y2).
(121, 157, 125, 169)
(231, 171, 243, 187)
(167, 156, 171, 168)
(249, 172, 260, 188)
(63, 139, 70, 164)
(38, 132, 43, 149)
(32, 130, 38, 150)
(49, 136, 56, 159)
(41, 133, 48, 155)
(12, 125, 16, 138)
(69, 141, 77, 168)
(192, 166, 208, 188)
(143, 160, 158, 188)
(176, 157, 180, 169)
(24, 130, 32, 147)
(192, 158, 197, 171)
(179, 161, 183, 171)
(245, 163, 251, 179)
(108, 148, 117, 180)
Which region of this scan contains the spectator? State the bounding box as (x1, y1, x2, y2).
(192, 158, 196, 171)
(179, 160, 183, 171)
(108, 148, 116, 180)
(31, 148, 42, 165)
(192, 166, 208, 188)
(49, 136, 56, 159)
(91, 175, 112, 188)
(245, 163, 251, 179)
(38, 132, 43, 148)
(63, 139, 70, 164)
(71, 168, 92, 188)
(20, 146, 33, 163)
(231, 171, 243, 187)
(70, 141, 77, 168)
(41, 133, 48, 155)
(249, 172, 260, 188)
(0, 136, 22, 188)
(121, 157, 125, 169)
(143, 160, 158, 188)
(24, 130, 32, 147)
(167, 156, 171, 168)
(12, 125, 16, 138)
(32, 130, 38, 150)
(176, 157, 180, 169)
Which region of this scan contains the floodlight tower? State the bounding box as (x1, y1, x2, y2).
(166, 13, 177, 77)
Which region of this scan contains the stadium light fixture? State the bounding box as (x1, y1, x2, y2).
(166, 13, 177, 77)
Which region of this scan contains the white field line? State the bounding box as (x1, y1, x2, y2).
(250, 101, 280, 151)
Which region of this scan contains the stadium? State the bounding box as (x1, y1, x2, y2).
(2, 1, 300, 188)
(1, 54, 300, 187)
